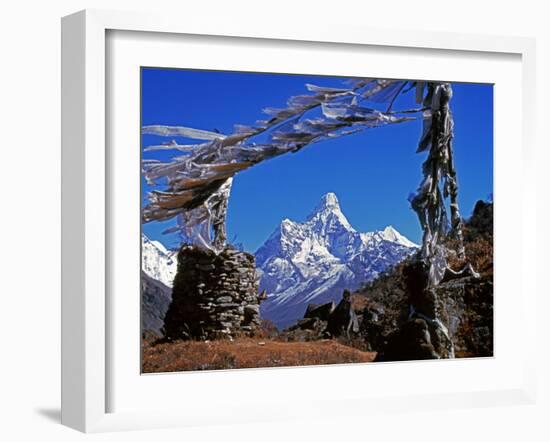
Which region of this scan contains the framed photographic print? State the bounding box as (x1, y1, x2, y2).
(139, 67, 493, 370)
(61, 9, 537, 432)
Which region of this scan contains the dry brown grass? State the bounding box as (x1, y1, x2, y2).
(142, 338, 376, 373)
(350, 293, 370, 311)
(446, 234, 493, 277)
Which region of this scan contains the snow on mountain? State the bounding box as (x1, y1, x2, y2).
(141, 234, 177, 288)
(256, 192, 418, 329)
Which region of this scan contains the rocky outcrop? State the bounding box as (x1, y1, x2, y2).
(358, 305, 386, 352)
(465, 200, 493, 242)
(304, 302, 336, 321)
(282, 290, 360, 341)
(431, 275, 493, 358)
(325, 290, 360, 338)
(360, 200, 494, 361)
(162, 246, 261, 340)
(374, 318, 439, 361)
(281, 253, 492, 359)
(374, 272, 493, 361)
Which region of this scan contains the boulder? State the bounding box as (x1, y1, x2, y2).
(283, 290, 362, 340)
(304, 301, 336, 321)
(325, 290, 359, 338)
(359, 307, 385, 351)
(375, 318, 439, 361)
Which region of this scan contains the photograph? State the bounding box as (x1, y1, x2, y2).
(140, 68, 494, 373)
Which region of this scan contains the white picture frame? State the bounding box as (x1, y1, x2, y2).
(61, 9, 537, 433)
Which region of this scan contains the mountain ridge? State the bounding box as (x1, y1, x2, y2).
(256, 192, 417, 329)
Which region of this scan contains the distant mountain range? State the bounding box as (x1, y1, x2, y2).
(141, 192, 417, 333)
(256, 193, 417, 329)
(142, 234, 177, 287)
(141, 235, 177, 335)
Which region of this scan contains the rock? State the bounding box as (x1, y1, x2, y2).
(216, 296, 233, 303)
(356, 200, 493, 359)
(385, 259, 456, 359)
(375, 318, 439, 362)
(366, 263, 493, 359)
(465, 200, 493, 241)
(325, 290, 359, 338)
(281, 290, 361, 341)
(432, 277, 493, 357)
(294, 317, 319, 330)
(243, 304, 260, 325)
(215, 303, 241, 309)
(197, 264, 215, 271)
(304, 302, 336, 321)
(359, 307, 385, 351)
(244, 305, 260, 315)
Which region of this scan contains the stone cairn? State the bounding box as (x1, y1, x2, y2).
(375, 260, 454, 361)
(162, 245, 261, 340)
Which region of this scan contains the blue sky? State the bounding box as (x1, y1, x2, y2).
(141, 68, 493, 252)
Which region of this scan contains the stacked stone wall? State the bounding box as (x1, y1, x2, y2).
(163, 246, 261, 340)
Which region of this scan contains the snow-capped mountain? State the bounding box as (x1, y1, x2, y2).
(141, 234, 178, 335)
(256, 192, 417, 329)
(141, 234, 177, 288)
